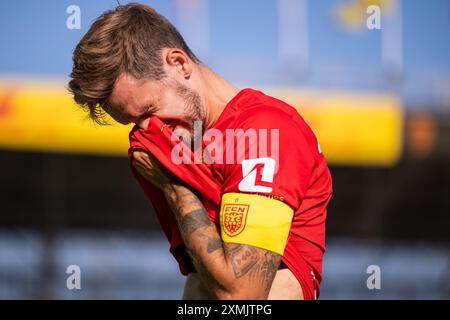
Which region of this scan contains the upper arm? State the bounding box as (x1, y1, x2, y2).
(222, 242, 281, 299)
(217, 192, 292, 299)
(216, 108, 314, 298)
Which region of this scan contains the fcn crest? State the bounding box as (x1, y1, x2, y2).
(222, 204, 249, 237)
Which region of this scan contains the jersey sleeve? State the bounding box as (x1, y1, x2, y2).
(219, 106, 318, 254)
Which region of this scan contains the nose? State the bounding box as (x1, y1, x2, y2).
(136, 117, 150, 130)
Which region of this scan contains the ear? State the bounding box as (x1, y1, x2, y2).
(164, 49, 193, 79)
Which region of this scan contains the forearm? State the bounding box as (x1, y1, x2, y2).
(131, 150, 279, 299)
(162, 183, 235, 298)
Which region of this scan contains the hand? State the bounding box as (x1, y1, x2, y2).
(132, 150, 180, 190)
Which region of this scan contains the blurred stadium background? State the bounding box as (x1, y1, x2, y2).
(0, 0, 449, 299)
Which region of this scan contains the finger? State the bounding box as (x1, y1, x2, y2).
(133, 151, 154, 170)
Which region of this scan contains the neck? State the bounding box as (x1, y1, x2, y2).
(197, 64, 240, 129)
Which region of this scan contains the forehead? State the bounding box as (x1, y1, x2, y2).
(109, 73, 158, 110)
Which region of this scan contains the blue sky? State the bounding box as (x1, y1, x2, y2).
(0, 0, 449, 107)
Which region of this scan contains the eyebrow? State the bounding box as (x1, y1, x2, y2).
(102, 101, 131, 123)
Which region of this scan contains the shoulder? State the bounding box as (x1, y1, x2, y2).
(226, 88, 320, 156)
(233, 102, 300, 132)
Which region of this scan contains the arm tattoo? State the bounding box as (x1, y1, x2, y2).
(260, 252, 280, 292)
(180, 209, 212, 237)
(225, 243, 281, 294)
(136, 157, 281, 297)
(164, 185, 226, 291)
(225, 244, 259, 278)
(164, 184, 281, 297)
(206, 238, 223, 253)
(166, 189, 221, 257)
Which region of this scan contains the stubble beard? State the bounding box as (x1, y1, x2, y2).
(175, 82, 205, 149)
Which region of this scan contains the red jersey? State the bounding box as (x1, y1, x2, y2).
(129, 88, 332, 299)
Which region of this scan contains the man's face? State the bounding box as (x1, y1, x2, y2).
(107, 72, 204, 138)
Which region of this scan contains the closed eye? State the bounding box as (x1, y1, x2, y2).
(139, 105, 156, 120)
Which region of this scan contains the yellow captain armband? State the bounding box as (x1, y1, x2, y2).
(219, 193, 294, 255)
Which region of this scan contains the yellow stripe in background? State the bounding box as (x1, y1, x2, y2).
(0, 80, 133, 156)
(268, 89, 404, 167)
(0, 80, 404, 166)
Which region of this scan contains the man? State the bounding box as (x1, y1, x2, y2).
(69, 3, 332, 300)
